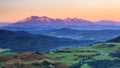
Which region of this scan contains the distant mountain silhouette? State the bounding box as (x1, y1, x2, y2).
(95, 20, 120, 26)
(1, 16, 120, 30)
(8, 16, 93, 27)
(0, 22, 10, 26)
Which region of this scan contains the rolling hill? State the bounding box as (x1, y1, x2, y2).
(108, 36, 120, 42)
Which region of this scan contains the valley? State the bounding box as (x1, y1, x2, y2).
(0, 35, 120, 68)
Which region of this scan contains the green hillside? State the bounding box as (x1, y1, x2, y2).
(0, 42, 120, 68)
(46, 42, 120, 68)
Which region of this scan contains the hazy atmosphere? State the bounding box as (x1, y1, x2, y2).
(1, 0, 120, 68)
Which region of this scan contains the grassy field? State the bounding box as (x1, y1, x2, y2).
(0, 52, 17, 57)
(0, 42, 120, 68)
(46, 42, 120, 65)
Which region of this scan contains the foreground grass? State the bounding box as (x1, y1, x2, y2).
(0, 42, 120, 68)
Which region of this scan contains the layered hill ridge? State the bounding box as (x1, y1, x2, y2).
(37, 28, 120, 41)
(0, 29, 96, 52)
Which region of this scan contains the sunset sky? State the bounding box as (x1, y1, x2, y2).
(0, 0, 120, 22)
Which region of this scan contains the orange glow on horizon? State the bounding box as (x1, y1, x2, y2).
(0, 0, 120, 22)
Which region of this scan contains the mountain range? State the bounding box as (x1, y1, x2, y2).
(1, 16, 120, 31)
(0, 16, 120, 42)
